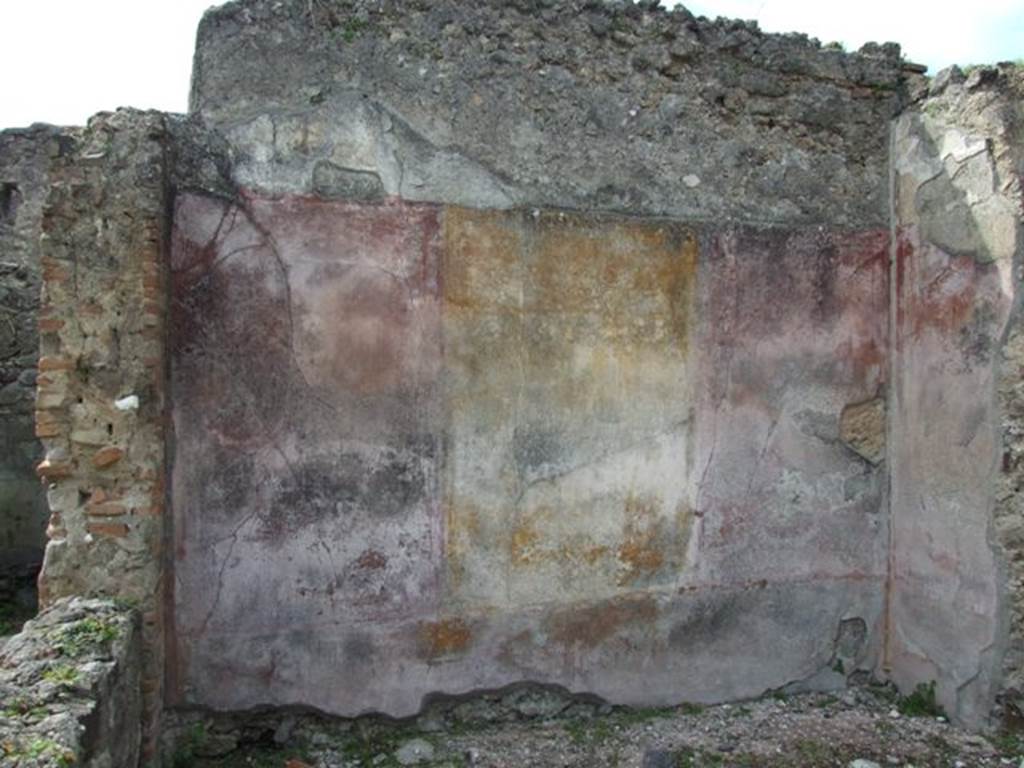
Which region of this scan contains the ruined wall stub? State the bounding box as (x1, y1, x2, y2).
(34, 111, 172, 761)
(889, 66, 1024, 723)
(0, 127, 58, 592)
(166, 0, 905, 717)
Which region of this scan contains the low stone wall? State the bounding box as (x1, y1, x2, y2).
(0, 597, 141, 768)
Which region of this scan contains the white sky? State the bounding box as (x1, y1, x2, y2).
(1, 0, 1021, 130)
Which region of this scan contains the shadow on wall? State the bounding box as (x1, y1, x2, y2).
(0, 128, 56, 634)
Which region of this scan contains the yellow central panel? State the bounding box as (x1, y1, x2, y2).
(443, 207, 698, 610)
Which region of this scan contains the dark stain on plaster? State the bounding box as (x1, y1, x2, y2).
(546, 595, 658, 650)
(258, 448, 431, 541)
(668, 594, 742, 654)
(511, 427, 564, 482)
(897, 233, 1001, 345)
(342, 633, 378, 667)
(419, 618, 473, 659)
(835, 617, 868, 660)
(312, 161, 386, 201)
(704, 228, 888, 348)
(959, 300, 998, 366)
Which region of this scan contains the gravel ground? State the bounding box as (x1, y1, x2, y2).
(179, 686, 1024, 768)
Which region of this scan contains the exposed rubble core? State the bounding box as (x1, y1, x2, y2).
(0, 2, 1021, 765)
(190, 0, 908, 225)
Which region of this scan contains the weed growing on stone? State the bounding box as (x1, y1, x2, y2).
(896, 681, 943, 718)
(337, 17, 366, 43)
(42, 663, 80, 685)
(615, 705, 675, 726)
(993, 729, 1024, 757)
(336, 721, 434, 768)
(1, 737, 75, 767)
(563, 717, 613, 747)
(50, 615, 119, 657)
(202, 744, 317, 768)
(679, 702, 706, 715)
(1, 695, 48, 721)
(793, 738, 830, 762)
(170, 723, 207, 768)
(111, 595, 140, 611)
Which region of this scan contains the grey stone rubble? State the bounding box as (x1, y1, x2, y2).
(0, 598, 141, 768)
(160, 683, 1024, 767)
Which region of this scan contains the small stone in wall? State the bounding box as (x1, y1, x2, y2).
(114, 394, 139, 411)
(395, 738, 435, 765)
(839, 397, 886, 464)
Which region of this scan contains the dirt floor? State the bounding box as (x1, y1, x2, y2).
(174, 684, 1024, 768)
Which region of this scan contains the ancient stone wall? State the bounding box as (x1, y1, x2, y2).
(0, 126, 58, 600)
(166, 0, 907, 719)
(190, 0, 905, 226)
(0, 0, 1021, 757)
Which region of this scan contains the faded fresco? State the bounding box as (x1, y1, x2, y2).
(170, 195, 889, 715)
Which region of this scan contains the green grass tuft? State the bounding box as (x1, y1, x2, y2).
(896, 681, 944, 718)
(51, 616, 119, 657)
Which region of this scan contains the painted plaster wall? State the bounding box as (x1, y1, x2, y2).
(163, 0, 911, 719)
(168, 191, 888, 715)
(889, 68, 1024, 724)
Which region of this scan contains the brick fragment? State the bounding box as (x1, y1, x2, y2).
(87, 521, 129, 538)
(92, 446, 125, 468)
(38, 356, 74, 372)
(36, 459, 73, 479)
